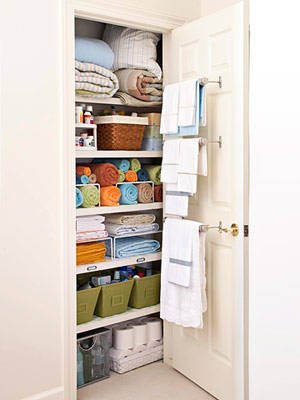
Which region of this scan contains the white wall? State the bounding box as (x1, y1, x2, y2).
(0, 1, 66, 399)
(249, 2, 300, 399)
(200, 0, 240, 16)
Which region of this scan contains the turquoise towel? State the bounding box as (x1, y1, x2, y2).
(109, 237, 161, 258)
(110, 159, 130, 172)
(119, 183, 138, 205)
(76, 175, 89, 184)
(137, 168, 150, 181)
(76, 188, 83, 208)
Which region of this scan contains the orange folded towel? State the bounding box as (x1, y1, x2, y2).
(76, 165, 91, 177)
(76, 241, 106, 265)
(91, 163, 119, 187)
(125, 170, 138, 182)
(100, 186, 121, 206)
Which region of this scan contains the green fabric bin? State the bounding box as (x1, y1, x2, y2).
(129, 273, 161, 309)
(77, 286, 101, 325)
(95, 280, 134, 318)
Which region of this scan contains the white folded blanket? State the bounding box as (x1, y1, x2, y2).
(106, 223, 159, 236)
(76, 230, 108, 243)
(76, 216, 105, 233)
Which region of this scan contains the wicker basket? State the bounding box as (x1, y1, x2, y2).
(95, 115, 148, 150)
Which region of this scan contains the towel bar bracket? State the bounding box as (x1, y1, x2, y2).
(208, 136, 222, 149)
(201, 76, 222, 89)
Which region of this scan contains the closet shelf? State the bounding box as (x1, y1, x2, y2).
(75, 95, 161, 108)
(76, 252, 162, 274)
(76, 304, 160, 334)
(76, 150, 162, 159)
(76, 202, 163, 216)
(75, 123, 97, 129)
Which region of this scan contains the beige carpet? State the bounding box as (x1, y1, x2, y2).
(78, 361, 215, 400)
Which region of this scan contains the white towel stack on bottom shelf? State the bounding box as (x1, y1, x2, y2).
(109, 317, 163, 373)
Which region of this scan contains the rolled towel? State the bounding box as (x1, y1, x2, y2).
(138, 183, 153, 203)
(154, 184, 162, 202)
(100, 186, 121, 206)
(118, 170, 125, 182)
(89, 173, 97, 184)
(130, 159, 141, 172)
(137, 168, 149, 181)
(111, 159, 130, 172)
(144, 165, 161, 185)
(76, 188, 83, 208)
(125, 170, 138, 182)
(76, 174, 89, 184)
(91, 163, 119, 187)
(76, 165, 91, 177)
(80, 185, 100, 208)
(119, 183, 138, 205)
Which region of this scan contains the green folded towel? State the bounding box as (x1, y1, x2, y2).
(118, 169, 125, 182)
(80, 185, 100, 208)
(144, 165, 161, 185)
(130, 158, 141, 172)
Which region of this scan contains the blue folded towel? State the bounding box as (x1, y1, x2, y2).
(177, 82, 202, 137)
(137, 168, 150, 181)
(76, 175, 89, 184)
(75, 37, 114, 70)
(110, 237, 161, 258)
(110, 159, 130, 172)
(76, 188, 83, 208)
(119, 183, 138, 205)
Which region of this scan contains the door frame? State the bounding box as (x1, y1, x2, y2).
(62, 1, 249, 399)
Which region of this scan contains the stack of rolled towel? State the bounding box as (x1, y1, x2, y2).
(76, 215, 108, 243)
(76, 165, 100, 208)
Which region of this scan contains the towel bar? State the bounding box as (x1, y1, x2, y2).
(200, 76, 222, 89)
(163, 218, 239, 237)
(199, 136, 222, 149)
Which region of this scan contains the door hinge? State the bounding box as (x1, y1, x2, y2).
(244, 225, 249, 237)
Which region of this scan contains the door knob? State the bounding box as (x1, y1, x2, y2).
(222, 223, 239, 237)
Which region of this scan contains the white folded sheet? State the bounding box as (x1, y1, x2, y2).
(76, 215, 105, 233)
(106, 223, 160, 236)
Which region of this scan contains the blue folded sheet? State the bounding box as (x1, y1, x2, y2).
(119, 183, 138, 205)
(110, 159, 130, 172)
(75, 37, 114, 70)
(111, 237, 161, 258)
(76, 188, 83, 208)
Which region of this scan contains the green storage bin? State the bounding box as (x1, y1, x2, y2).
(129, 273, 161, 309)
(95, 280, 134, 318)
(77, 286, 101, 325)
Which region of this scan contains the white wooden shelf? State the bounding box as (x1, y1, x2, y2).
(76, 150, 162, 158)
(76, 252, 162, 275)
(77, 304, 160, 334)
(76, 96, 123, 106)
(76, 202, 163, 216)
(75, 123, 97, 129)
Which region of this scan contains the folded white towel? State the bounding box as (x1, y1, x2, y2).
(177, 174, 197, 194)
(165, 187, 189, 217)
(76, 230, 108, 243)
(162, 139, 181, 164)
(160, 218, 207, 328)
(160, 83, 179, 134)
(178, 138, 199, 174)
(161, 164, 178, 183)
(198, 142, 208, 176)
(178, 79, 198, 127)
(76, 216, 105, 233)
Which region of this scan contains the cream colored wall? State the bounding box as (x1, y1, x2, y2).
(200, 0, 241, 16)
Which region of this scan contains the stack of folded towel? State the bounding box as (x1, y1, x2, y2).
(76, 215, 108, 243)
(105, 213, 159, 236)
(76, 241, 106, 265)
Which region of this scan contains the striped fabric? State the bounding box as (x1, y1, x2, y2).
(103, 25, 162, 79)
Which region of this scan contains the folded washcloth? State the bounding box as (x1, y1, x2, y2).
(100, 186, 121, 206)
(91, 163, 119, 187)
(106, 223, 159, 236)
(119, 184, 138, 205)
(138, 183, 153, 203)
(154, 185, 162, 202)
(118, 170, 125, 182)
(76, 175, 89, 185)
(144, 165, 161, 185)
(76, 165, 91, 177)
(130, 159, 141, 172)
(109, 236, 161, 258)
(137, 168, 149, 181)
(80, 185, 100, 208)
(105, 213, 156, 225)
(76, 241, 106, 265)
(89, 173, 97, 184)
(110, 159, 130, 172)
(76, 188, 83, 208)
(125, 170, 138, 182)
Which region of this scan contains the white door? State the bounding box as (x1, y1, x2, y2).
(163, 3, 246, 400)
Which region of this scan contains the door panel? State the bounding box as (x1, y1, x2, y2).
(163, 3, 245, 400)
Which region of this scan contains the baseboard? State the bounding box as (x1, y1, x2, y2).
(22, 387, 64, 400)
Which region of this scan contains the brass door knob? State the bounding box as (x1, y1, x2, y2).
(223, 223, 239, 237)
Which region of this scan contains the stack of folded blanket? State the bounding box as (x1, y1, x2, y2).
(105, 213, 156, 226)
(106, 222, 159, 236)
(109, 237, 161, 258)
(76, 216, 108, 243)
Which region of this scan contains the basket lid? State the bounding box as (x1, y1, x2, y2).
(95, 115, 148, 125)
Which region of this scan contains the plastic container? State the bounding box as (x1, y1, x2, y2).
(141, 137, 163, 151)
(77, 328, 111, 388)
(143, 125, 161, 138)
(140, 113, 161, 126)
(129, 273, 161, 309)
(94, 280, 134, 318)
(77, 286, 101, 325)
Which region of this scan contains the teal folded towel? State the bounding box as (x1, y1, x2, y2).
(76, 175, 89, 184)
(137, 168, 150, 181)
(119, 183, 138, 205)
(110, 159, 130, 172)
(76, 188, 83, 208)
(109, 237, 161, 258)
